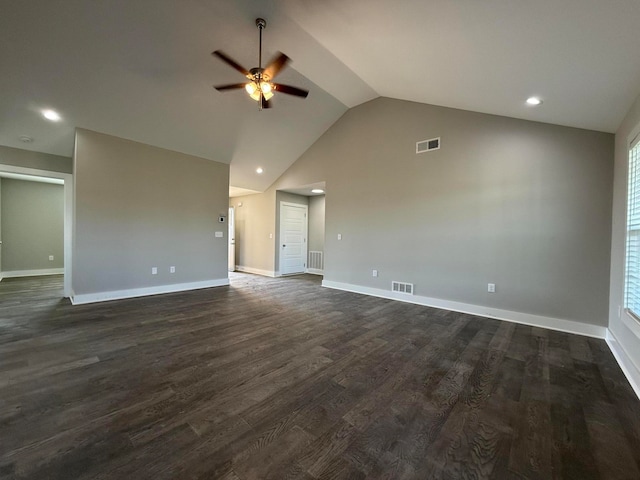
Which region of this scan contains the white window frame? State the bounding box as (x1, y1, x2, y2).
(624, 132, 640, 321)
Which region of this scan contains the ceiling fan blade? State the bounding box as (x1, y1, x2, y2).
(213, 83, 247, 92)
(212, 50, 251, 77)
(273, 83, 309, 98)
(263, 52, 290, 80)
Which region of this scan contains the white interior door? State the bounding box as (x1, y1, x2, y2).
(279, 202, 307, 275)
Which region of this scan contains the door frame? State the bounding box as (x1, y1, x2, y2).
(0, 163, 73, 297)
(228, 206, 235, 272)
(278, 201, 308, 276)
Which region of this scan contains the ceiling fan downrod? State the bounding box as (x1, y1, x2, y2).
(256, 18, 266, 110)
(256, 18, 266, 71)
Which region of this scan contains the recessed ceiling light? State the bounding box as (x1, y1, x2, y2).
(42, 109, 61, 121)
(526, 97, 543, 106)
(256, 167, 263, 174)
(311, 189, 324, 194)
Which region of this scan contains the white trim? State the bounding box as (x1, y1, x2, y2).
(235, 265, 277, 278)
(0, 163, 73, 298)
(1, 268, 64, 278)
(606, 329, 640, 400)
(322, 280, 606, 339)
(306, 268, 324, 276)
(70, 278, 229, 305)
(621, 310, 640, 338)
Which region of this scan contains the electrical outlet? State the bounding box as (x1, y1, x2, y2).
(488, 283, 496, 293)
(48, 255, 54, 261)
(372, 269, 378, 277)
(151, 267, 158, 275)
(170, 266, 175, 273)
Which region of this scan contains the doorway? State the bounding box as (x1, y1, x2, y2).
(0, 164, 72, 297)
(279, 202, 308, 275)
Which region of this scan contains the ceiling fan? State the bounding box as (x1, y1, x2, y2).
(212, 18, 309, 110)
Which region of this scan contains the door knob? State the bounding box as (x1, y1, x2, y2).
(283, 244, 286, 248)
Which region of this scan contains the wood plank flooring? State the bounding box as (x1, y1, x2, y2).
(1, 273, 639, 479)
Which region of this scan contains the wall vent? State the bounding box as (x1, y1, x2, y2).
(308, 251, 323, 270)
(392, 281, 414, 295)
(416, 137, 440, 154)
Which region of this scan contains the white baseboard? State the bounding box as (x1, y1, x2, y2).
(322, 280, 606, 339)
(606, 329, 640, 400)
(71, 278, 229, 305)
(306, 268, 324, 276)
(235, 266, 277, 278)
(1, 268, 64, 279)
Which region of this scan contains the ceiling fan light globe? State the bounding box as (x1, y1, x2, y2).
(245, 82, 258, 95)
(263, 91, 274, 101)
(261, 82, 272, 94)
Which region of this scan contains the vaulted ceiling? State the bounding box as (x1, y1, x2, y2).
(2, 0, 640, 192)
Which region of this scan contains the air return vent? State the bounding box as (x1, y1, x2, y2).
(416, 137, 440, 154)
(392, 281, 414, 295)
(308, 251, 323, 270)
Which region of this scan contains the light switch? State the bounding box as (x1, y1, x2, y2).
(215, 231, 223, 238)
(338, 234, 342, 240)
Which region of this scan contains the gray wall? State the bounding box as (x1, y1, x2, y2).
(272, 97, 613, 327)
(1, 178, 64, 272)
(73, 129, 229, 295)
(609, 88, 640, 371)
(0, 145, 72, 174)
(308, 195, 325, 253)
(230, 191, 276, 273)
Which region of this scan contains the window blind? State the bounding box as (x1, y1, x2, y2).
(625, 138, 640, 318)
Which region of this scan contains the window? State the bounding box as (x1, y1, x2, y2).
(625, 137, 640, 318)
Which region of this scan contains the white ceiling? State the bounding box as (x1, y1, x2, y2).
(279, 181, 326, 198)
(2, 0, 640, 192)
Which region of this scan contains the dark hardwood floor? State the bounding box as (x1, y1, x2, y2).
(1, 273, 639, 479)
